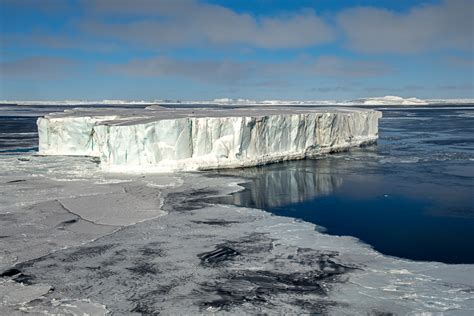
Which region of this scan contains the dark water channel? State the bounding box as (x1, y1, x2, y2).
(215, 106, 474, 264)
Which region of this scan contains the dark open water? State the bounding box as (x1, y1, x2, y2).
(1, 104, 473, 263)
(215, 106, 474, 264)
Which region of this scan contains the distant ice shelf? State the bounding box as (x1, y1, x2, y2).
(4, 95, 474, 106)
(37, 106, 382, 172)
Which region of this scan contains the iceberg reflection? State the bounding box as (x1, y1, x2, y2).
(213, 158, 343, 209)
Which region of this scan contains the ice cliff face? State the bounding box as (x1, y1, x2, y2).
(37, 115, 119, 156)
(38, 107, 381, 172)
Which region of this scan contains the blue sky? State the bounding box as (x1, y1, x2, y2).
(0, 0, 473, 100)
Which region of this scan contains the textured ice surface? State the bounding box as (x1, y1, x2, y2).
(38, 106, 381, 172)
(2, 105, 474, 314)
(1, 153, 473, 315)
(0, 155, 168, 271)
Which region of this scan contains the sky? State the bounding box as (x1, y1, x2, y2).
(0, 0, 473, 101)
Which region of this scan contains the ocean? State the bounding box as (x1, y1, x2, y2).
(214, 106, 474, 264)
(2, 104, 473, 263)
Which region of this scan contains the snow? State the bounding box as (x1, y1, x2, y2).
(37, 106, 382, 172)
(356, 95, 428, 105)
(2, 95, 474, 106)
(2, 104, 474, 314)
(1, 153, 473, 314)
(1, 100, 474, 313)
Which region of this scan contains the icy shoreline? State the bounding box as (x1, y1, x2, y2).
(37, 106, 381, 172)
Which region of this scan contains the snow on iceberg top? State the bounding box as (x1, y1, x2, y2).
(42, 105, 378, 127)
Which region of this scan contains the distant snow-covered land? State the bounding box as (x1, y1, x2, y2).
(1, 95, 473, 106)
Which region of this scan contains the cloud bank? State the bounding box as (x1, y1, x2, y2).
(81, 0, 334, 49)
(0, 56, 77, 79)
(338, 0, 473, 54)
(106, 55, 390, 85)
(1, 0, 473, 99)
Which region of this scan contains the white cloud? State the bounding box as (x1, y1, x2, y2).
(80, 1, 334, 49)
(0, 56, 77, 79)
(104, 55, 390, 84)
(312, 86, 353, 93)
(437, 83, 474, 90)
(445, 55, 474, 67)
(337, 0, 474, 54)
(312, 56, 391, 77)
(105, 57, 257, 84)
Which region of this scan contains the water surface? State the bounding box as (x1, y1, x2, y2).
(2, 104, 473, 263)
(216, 106, 474, 264)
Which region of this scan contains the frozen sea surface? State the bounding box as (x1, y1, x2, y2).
(0, 103, 473, 314)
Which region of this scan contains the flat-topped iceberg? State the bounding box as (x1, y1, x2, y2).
(37, 106, 381, 172)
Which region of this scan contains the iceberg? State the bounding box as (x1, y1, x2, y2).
(37, 106, 381, 172)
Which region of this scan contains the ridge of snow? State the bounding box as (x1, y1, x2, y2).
(2, 96, 474, 106)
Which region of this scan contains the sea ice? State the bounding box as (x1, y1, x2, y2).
(1, 153, 473, 315)
(2, 104, 472, 314)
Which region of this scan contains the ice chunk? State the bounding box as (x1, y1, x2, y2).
(38, 106, 382, 172)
